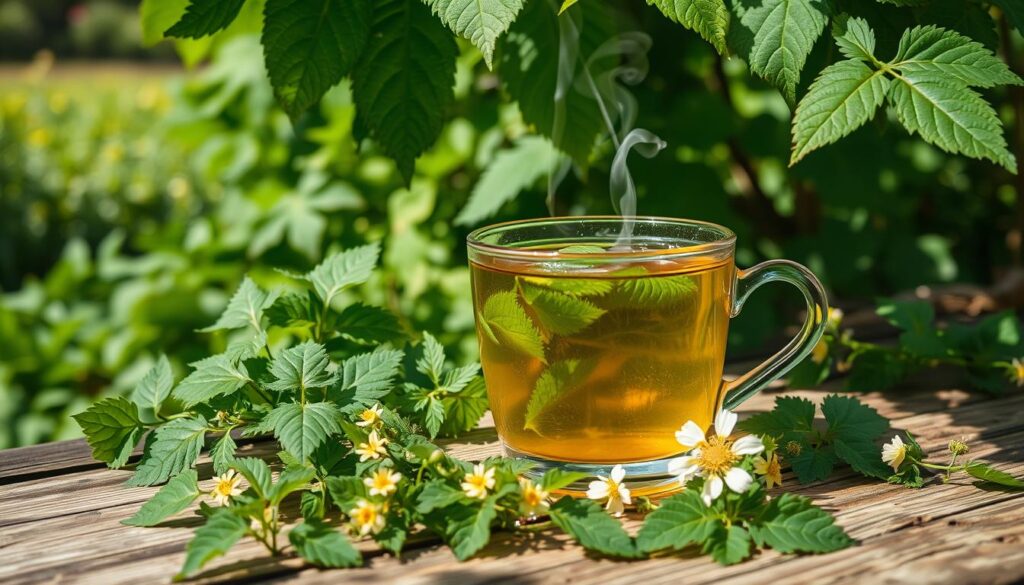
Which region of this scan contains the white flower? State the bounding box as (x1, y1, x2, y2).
(881, 435, 907, 471)
(209, 469, 244, 506)
(356, 403, 384, 427)
(518, 478, 550, 517)
(355, 430, 388, 462)
(586, 464, 631, 516)
(668, 409, 764, 506)
(364, 467, 402, 497)
(461, 463, 496, 499)
(349, 499, 385, 536)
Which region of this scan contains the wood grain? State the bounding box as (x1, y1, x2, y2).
(0, 382, 1022, 585)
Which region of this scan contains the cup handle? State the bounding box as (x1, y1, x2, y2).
(721, 260, 829, 410)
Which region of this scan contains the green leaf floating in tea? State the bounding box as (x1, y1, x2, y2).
(479, 291, 546, 362)
(524, 359, 595, 432)
(602, 266, 698, 309)
(519, 275, 613, 297)
(519, 281, 607, 336)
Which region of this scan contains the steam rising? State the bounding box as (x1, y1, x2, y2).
(546, 3, 666, 246)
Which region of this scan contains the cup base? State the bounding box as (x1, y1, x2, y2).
(503, 445, 685, 499)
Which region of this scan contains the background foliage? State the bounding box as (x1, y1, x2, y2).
(2, 0, 1024, 448)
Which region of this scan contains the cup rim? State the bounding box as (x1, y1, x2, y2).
(466, 215, 737, 261)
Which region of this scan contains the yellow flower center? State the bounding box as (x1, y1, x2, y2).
(354, 506, 377, 526)
(361, 410, 378, 423)
(696, 436, 737, 476)
(373, 475, 394, 491)
(1015, 362, 1024, 382)
(523, 488, 542, 506)
(466, 474, 489, 490)
(767, 456, 781, 477)
(214, 479, 236, 497)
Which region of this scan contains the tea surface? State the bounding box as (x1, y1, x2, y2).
(471, 252, 733, 463)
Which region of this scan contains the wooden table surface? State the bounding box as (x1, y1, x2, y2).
(2, 370, 1023, 584)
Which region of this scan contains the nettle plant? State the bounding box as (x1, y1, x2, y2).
(143, 0, 1023, 180)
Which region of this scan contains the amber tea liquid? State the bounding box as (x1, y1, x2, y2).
(471, 251, 733, 464)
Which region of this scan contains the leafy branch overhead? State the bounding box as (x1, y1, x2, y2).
(150, 0, 1022, 182)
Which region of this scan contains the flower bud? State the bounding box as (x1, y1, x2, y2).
(785, 440, 802, 456)
(948, 438, 969, 456)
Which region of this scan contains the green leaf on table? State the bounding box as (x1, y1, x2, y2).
(965, 461, 1024, 489)
(539, 469, 589, 492)
(289, 519, 363, 568)
(262, 0, 371, 118)
(423, 0, 525, 68)
(131, 355, 175, 423)
(123, 470, 200, 527)
(129, 416, 209, 487)
(887, 69, 1016, 172)
(730, 0, 829, 105)
(648, 0, 729, 54)
(351, 0, 458, 182)
(172, 355, 250, 407)
(200, 277, 272, 333)
(738, 395, 815, 444)
(267, 341, 333, 394)
(845, 348, 906, 391)
(892, 25, 1022, 88)
(440, 376, 490, 437)
(833, 16, 877, 62)
(231, 457, 274, 498)
(306, 244, 381, 309)
(549, 496, 639, 558)
(266, 402, 342, 462)
(165, 0, 246, 39)
(177, 508, 248, 578)
(375, 510, 410, 553)
(749, 492, 853, 553)
(790, 60, 890, 165)
(416, 480, 467, 513)
(335, 303, 404, 346)
(479, 291, 546, 362)
(210, 433, 237, 474)
(326, 476, 368, 511)
(269, 465, 317, 505)
(876, 299, 934, 333)
(520, 283, 606, 336)
(789, 444, 839, 483)
(524, 359, 593, 432)
(444, 500, 498, 560)
(705, 524, 753, 565)
(335, 348, 404, 406)
(73, 396, 144, 469)
(602, 271, 696, 309)
(497, 0, 607, 166)
(454, 136, 561, 226)
(822, 394, 891, 479)
(636, 490, 717, 553)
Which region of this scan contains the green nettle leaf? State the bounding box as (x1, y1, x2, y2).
(520, 275, 613, 297)
(445, 500, 498, 560)
(454, 136, 561, 226)
(334, 303, 404, 346)
(131, 355, 174, 423)
(232, 457, 274, 498)
(789, 444, 839, 483)
(269, 465, 318, 505)
(416, 332, 447, 383)
(122, 470, 200, 527)
(128, 416, 209, 487)
(139, 0, 189, 45)
(262, 0, 371, 118)
(520, 283, 606, 336)
(415, 480, 467, 513)
(603, 271, 697, 309)
(524, 359, 593, 432)
(647, 0, 729, 54)
(790, 60, 890, 165)
(266, 401, 342, 461)
(887, 69, 1016, 173)
(73, 396, 144, 469)
(177, 509, 248, 578)
(497, 0, 607, 166)
(172, 355, 251, 407)
(964, 461, 1024, 489)
(201, 276, 272, 333)
(549, 497, 639, 558)
(336, 348, 405, 405)
(636, 490, 717, 553)
(440, 376, 490, 436)
(267, 342, 333, 394)
(326, 476, 368, 511)
(739, 395, 816, 443)
(892, 26, 1022, 88)
(750, 493, 853, 553)
(351, 0, 458, 182)
(306, 244, 381, 309)
(539, 469, 589, 491)
(165, 0, 246, 39)
(289, 519, 363, 568)
(424, 0, 526, 68)
(479, 291, 546, 362)
(731, 0, 828, 105)
(833, 16, 876, 62)
(266, 291, 321, 329)
(210, 433, 237, 474)
(822, 394, 891, 479)
(706, 524, 753, 565)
